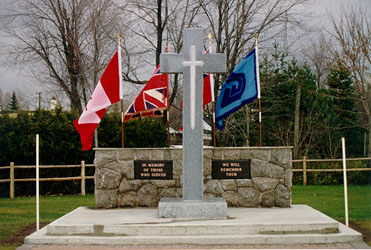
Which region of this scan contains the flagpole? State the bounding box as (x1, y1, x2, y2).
(165, 44, 170, 148)
(212, 102, 216, 147)
(118, 33, 124, 148)
(167, 109, 170, 148)
(255, 34, 262, 147)
(121, 101, 125, 149)
(208, 33, 217, 147)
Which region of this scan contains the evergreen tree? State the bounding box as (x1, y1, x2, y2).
(260, 45, 324, 157)
(327, 62, 364, 156)
(98, 112, 167, 148)
(7, 91, 19, 112)
(327, 63, 355, 125)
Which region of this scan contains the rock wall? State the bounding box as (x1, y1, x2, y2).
(94, 147, 292, 208)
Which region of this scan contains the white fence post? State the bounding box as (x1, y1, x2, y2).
(36, 134, 40, 231)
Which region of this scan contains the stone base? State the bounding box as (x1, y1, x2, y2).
(94, 147, 293, 208)
(158, 198, 228, 219)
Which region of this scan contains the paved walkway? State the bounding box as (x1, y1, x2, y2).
(17, 241, 371, 250)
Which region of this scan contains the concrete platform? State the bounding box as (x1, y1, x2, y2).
(158, 198, 228, 219)
(22, 205, 363, 248)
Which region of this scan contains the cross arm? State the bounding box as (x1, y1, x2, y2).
(201, 54, 226, 73)
(160, 54, 185, 74)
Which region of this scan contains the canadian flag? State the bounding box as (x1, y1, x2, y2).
(203, 72, 214, 109)
(73, 48, 122, 151)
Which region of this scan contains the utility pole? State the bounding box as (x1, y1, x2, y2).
(294, 74, 302, 159)
(37, 92, 42, 110)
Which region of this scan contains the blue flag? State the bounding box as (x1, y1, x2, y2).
(215, 48, 259, 130)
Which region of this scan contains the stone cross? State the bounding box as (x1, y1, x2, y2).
(159, 29, 226, 217)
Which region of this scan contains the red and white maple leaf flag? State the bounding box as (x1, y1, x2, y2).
(74, 48, 122, 151)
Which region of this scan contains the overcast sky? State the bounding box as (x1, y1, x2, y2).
(0, 0, 369, 109)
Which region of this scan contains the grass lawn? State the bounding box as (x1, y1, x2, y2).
(292, 185, 371, 245)
(0, 194, 95, 250)
(0, 185, 370, 249)
(292, 185, 371, 223)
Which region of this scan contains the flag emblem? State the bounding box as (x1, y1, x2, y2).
(215, 48, 259, 130)
(124, 65, 168, 122)
(203, 48, 214, 108)
(73, 48, 121, 150)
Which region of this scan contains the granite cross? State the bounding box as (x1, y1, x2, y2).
(160, 29, 226, 202)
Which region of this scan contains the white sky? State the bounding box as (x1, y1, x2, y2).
(0, 0, 369, 109)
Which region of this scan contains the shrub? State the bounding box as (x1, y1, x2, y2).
(0, 110, 167, 197)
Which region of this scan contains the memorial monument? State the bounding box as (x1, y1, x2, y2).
(93, 29, 293, 210)
(158, 28, 227, 218)
(19, 29, 364, 250)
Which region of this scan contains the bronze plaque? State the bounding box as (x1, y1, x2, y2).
(134, 160, 173, 179)
(212, 160, 251, 179)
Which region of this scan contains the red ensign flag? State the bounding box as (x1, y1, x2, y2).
(124, 65, 168, 122)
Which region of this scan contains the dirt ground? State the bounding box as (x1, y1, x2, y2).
(1, 221, 370, 248)
(0, 222, 48, 247)
(348, 221, 371, 245)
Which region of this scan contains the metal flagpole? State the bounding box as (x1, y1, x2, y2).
(118, 33, 124, 148)
(208, 33, 216, 147)
(342, 137, 349, 227)
(212, 102, 216, 147)
(167, 108, 170, 148)
(36, 134, 40, 231)
(255, 34, 262, 147)
(165, 44, 170, 148)
(121, 99, 124, 148)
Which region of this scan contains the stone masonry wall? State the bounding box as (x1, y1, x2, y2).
(94, 147, 292, 208)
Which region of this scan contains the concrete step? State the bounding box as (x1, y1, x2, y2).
(25, 224, 361, 246)
(23, 205, 363, 247)
(47, 222, 340, 236)
(46, 205, 340, 236)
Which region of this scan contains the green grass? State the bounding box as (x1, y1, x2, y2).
(292, 185, 371, 222)
(0, 194, 95, 249)
(292, 185, 371, 246)
(0, 186, 370, 249)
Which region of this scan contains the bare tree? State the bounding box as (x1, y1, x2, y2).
(117, 0, 167, 85)
(118, 0, 201, 108)
(303, 36, 333, 89)
(328, 5, 371, 160)
(2, 0, 121, 113)
(200, 0, 308, 86)
(0, 90, 11, 112)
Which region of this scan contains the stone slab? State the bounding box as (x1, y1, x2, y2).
(157, 198, 228, 218)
